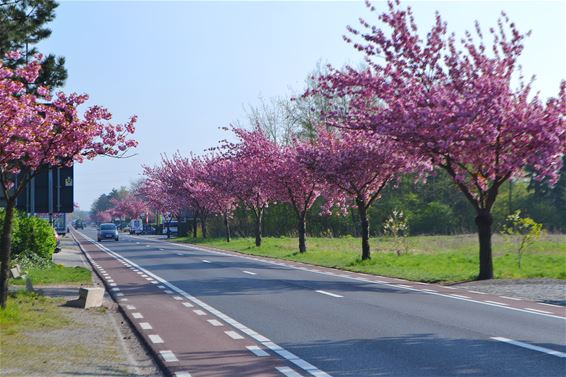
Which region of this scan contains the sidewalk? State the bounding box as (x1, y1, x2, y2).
(1, 234, 163, 377)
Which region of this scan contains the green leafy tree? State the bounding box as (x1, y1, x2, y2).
(0, 0, 67, 91)
(501, 210, 543, 269)
(383, 210, 409, 256)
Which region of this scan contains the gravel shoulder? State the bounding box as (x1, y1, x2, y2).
(1, 236, 163, 377)
(454, 278, 566, 306)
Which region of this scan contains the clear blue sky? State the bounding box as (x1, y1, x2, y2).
(38, 1, 565, 211)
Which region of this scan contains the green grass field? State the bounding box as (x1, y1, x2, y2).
(177, 234, 566, 283)
(10, 264, 92, 286)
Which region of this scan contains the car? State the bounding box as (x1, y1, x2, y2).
(97, 223, 119, 242)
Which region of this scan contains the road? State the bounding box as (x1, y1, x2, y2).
(75, 228, 566, 377)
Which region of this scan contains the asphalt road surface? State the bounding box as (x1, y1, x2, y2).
(75, 228, 566, 377)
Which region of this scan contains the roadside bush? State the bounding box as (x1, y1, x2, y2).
(1, 210, 56, 269)
(14, 215, 57, 261)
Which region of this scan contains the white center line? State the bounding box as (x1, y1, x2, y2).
(149, 334, 164, 344)
(160, 350, 178, 362)
(132, 312, 143, 319)
(316, 290, 343, 298)
(247, 345, 269, 357)
(243, 271, 257, 275)
(207, 319, 223, 327)
(139, 322, 152, 330)
(225, 330, 244, 340)
(491, 337, 566, 358)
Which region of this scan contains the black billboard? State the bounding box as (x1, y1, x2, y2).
(14, 166, 74, 213)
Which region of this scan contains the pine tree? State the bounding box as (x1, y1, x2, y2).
(0, 0, 67, 91)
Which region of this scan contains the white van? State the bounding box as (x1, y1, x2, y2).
(129, 219, 143, 235)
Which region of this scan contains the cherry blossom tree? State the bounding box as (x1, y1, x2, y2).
(314, 0, 565, 279)
(298, 128, 425, 260)
(271, 143, 322, 253)
(197, 155, 237, 242)
(111, 193, 147, 220)
(216, 127, 280, 247)
(140, 163, 185, 237)
(0, 52, 138, 307)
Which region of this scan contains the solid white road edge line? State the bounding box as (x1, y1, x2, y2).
(78, 232, 332, 377)
(491, 337, 566, 358)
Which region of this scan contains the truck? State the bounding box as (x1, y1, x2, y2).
(129, 218, 144, 235)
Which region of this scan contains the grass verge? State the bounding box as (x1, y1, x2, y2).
(176, 234, 566, 283)
(11, 263, 92, 286)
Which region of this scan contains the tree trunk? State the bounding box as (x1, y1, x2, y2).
(254, 208, 263, 247)
(200, 215, 207, 239)
(298, 213, 307, 253)
(475, 210, 494, 280)
(356, 198, 371, 261)
(224, 214, 231, 243)
(0, 200, 16, 309)
(192, 216, 198, 238)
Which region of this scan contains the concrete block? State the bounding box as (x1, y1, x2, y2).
(77, 287, 105, 309)
(9, 267, 21, 279)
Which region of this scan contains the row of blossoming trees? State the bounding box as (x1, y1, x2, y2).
(139, 1, 564, 281)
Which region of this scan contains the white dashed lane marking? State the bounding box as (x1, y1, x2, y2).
(485, 301, 508, 306)
(182, 302, 194, 308)
(491, 337, 566, 358)
(225, 330, 244, 340)
(132, 312, 143, 319)
(243, 271, 257, 275)
(193, 309, 206, 316)
(207, 319, 223, 327)
(247, 345, 269, 357)
(202, 260, 211, 263)
(173, 296, 183, 301)
(450, 294, 470, 299)
(160, 350, 178, 362)
(139, 322, 152, 330)
(316, 290, 343, 298)
(126, 305, 136, 310)
(276, 367, 302, 377)
(149, 334, 164, 344)
(525, 308, 552, 314)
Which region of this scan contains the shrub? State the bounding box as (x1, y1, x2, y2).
(14, 215, 57, 261)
